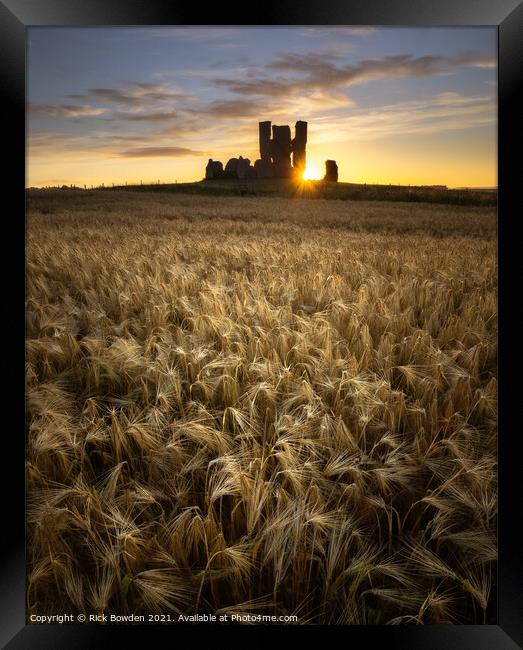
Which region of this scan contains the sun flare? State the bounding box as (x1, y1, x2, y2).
(302, 164, 321, 181)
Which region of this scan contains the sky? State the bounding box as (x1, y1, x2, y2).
(27, 26, 497, 188)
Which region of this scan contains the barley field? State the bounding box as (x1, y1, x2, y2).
(26, 190, 497, 624)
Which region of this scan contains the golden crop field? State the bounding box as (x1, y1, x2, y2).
(26, 190, 497, 624)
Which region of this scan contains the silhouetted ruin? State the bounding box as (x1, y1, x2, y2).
(205, 120, 338, 182)
(324, 160, 338, 182)
(205, 159, 224, 179)
(204, 120, 338, 183)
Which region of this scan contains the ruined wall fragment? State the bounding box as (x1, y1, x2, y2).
(324, 160, 338, 182)
(259, 121, 272, 161)
(292, 120, 307, 176)
(271, 125, 292, 178)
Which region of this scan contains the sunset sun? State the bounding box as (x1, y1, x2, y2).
(302, 163, 321, 181)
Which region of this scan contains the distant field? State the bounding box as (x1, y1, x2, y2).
(26, 191, 497, 624)
(30, 177, 498, 207)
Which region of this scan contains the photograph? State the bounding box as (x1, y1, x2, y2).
(25, 25, 498, 627)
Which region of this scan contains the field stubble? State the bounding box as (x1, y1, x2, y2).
(26, 191, 497, 624)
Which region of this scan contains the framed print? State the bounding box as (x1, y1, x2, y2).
(1, 1, 522, 648)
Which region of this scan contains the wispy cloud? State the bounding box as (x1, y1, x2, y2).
(131, 27, 245, 42)
(309, 92, 495, 143)
(68, 82, 190, 107)
(196, 99, 263, 118)
(29, 104, 108, 118)
(117, 146, 205, 158)
(215, 52, 496, 98)
(112, 111, 179, 122)
(302, 27, 378, 38)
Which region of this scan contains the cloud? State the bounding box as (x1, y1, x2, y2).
(133, 27, 244, 42)
(344, 27, 378, 37)
(50, 82, 194, 128)
(215, 52, 497, 98)
(117, 146, 205, 158)
(29, 104, 108, 118)
(182, 90, 353, 136)
(68, 82, 190, 107)
(267, 52, 346, 75)
(308, 92, 495, 143)
(302, 27, 378, 38)
(197, 99, 263, 118)
(113, 111, 179, 122)
(450, 53, 496, 68)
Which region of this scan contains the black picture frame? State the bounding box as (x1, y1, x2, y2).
(2, 1, 521, 648)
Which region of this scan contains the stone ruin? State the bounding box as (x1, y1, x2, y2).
(205, 120, 338, 182)
(324, 160, 338, 182)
